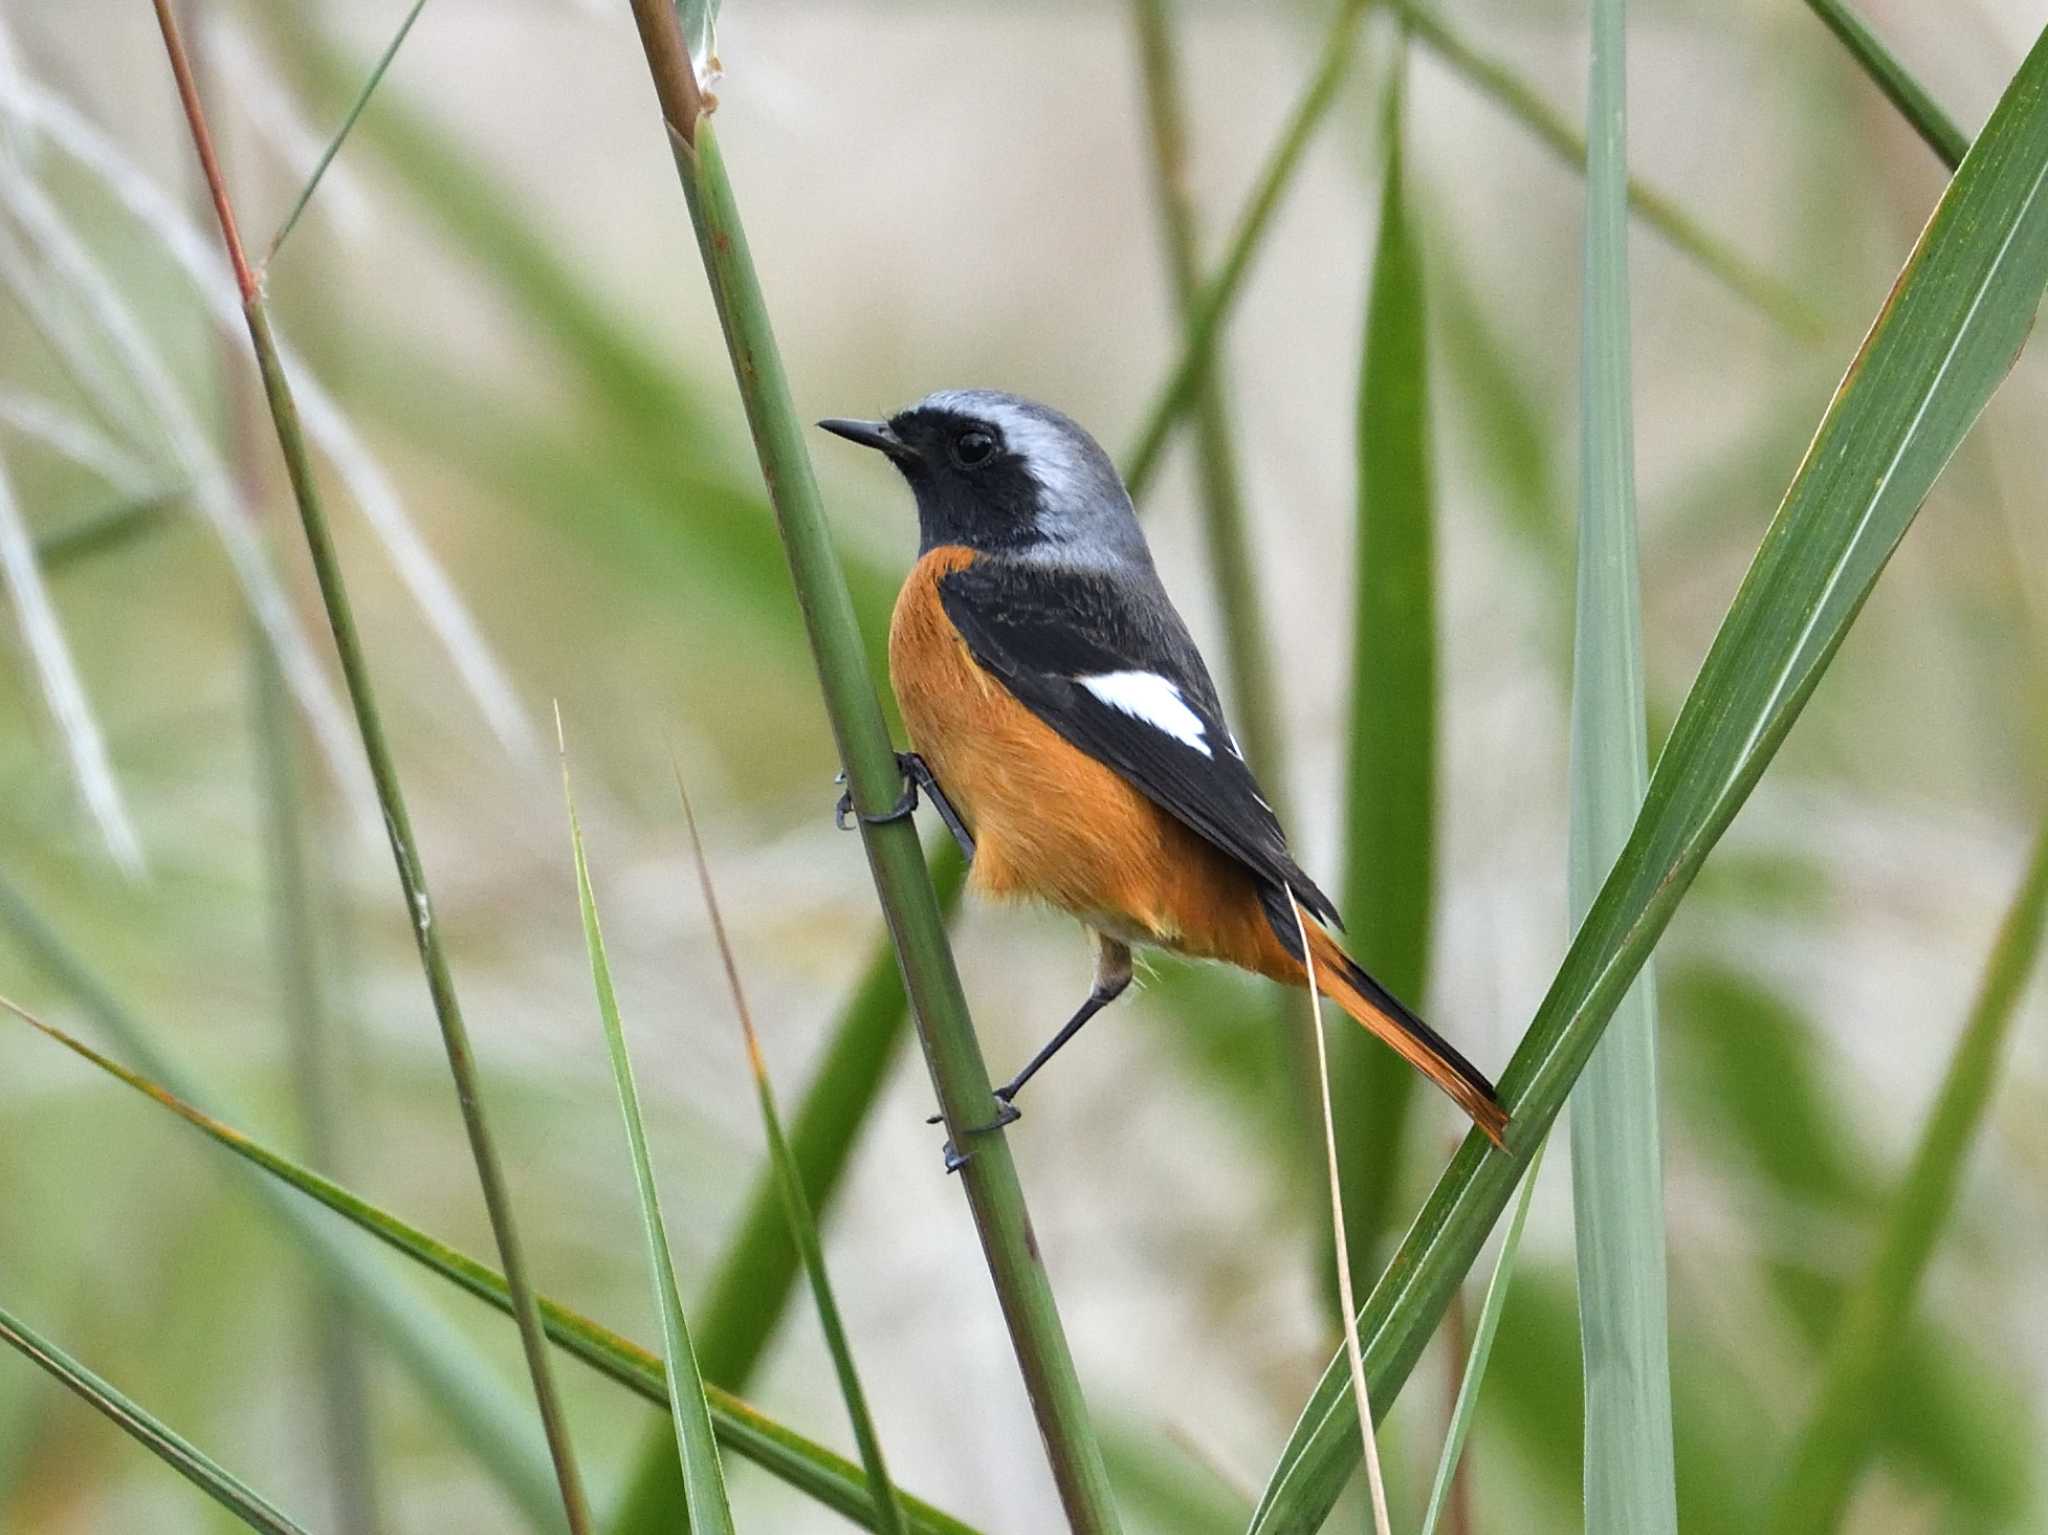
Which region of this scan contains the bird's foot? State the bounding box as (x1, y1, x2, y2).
(834, 753, 919, 830)
(931, 1097, 1022, 1174)
(833, 753, 975, 861)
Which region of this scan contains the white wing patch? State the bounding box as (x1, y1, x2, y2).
(1078, 671, 1212, 757)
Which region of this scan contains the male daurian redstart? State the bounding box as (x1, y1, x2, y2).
(819, 391, 1509, 1153)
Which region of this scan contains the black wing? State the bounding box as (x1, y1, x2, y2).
(939, 558, 1340, 929)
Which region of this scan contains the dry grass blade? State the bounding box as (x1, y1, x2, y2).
(675, 763, 909, 1535)
(3, 78, 533, 756)
(0, 446, 142, 871)
(0, 157, 373, 816)
(0, 390, 155, 495)
(0, 1301, 311, 1534)
(1287, 893, 1390, 1535)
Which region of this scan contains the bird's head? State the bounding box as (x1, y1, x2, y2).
(819, 390, 1149, 567)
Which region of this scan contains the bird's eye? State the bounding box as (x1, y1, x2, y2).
(952, 429, 997, 468)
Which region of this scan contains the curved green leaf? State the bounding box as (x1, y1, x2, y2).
(1245, 25, 2048, 1532)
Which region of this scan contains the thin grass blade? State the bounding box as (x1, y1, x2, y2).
(1244, 27, 2048, 1532)
(1567, 0, 1679, 1526)
(1766, 816, 2048, 1532)
(0, 993, 981, 1535)
(265, 0, 430, 265)
(611, 840, 968, 1535)
(560, 730, 735, 1534)
(1122, 0, 1370, 499)
(1338, 48, 1437, 1278)
(0, 447, 143, 871)
(1417, 1143, 1545, 1535)
(1290, 895, 1391, 1534)
(1391, 0, 1815, 337)
(1803, 0, 1970, 169)
(0, 390, 155, 495)
(0, 1301, 311, 1534)
(676, 768, 907, 1535)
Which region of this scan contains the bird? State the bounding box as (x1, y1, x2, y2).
(818, 390, 1509, 1153)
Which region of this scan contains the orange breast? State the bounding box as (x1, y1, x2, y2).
(888, 546, 1283, 970)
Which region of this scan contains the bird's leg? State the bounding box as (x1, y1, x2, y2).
(996, 936, 1133, 1106)
(834, 752, 975, 861)
(928, 933, 1132, 1173)
(930, 935, 1133, 1117)
(902, 753, 976, 862)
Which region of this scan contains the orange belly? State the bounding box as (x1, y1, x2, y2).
(889, 546, 1289, 974)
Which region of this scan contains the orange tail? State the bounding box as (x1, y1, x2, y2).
(1301, 923, 1510, 1149)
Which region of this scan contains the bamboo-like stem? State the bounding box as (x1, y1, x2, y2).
(1802, 0, 1969, 169)
(146, 7, 592, 1531)
(620, 7, 1121, 1528)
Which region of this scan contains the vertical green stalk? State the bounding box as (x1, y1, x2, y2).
(252, 642, 383, 1535)
(1342, 49, 1438, 1281)
(620, 9, 1120, 1528)
(147, 5, 591, 1529)
(1767, 817, 2048, 1533)
(1388, 0, 1812, 335)
(1568, 0, 1679, 1528)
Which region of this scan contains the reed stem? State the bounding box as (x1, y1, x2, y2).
(620, 7, 1121, 1527)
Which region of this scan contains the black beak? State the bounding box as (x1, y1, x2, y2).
(817, 418, 918, 462)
